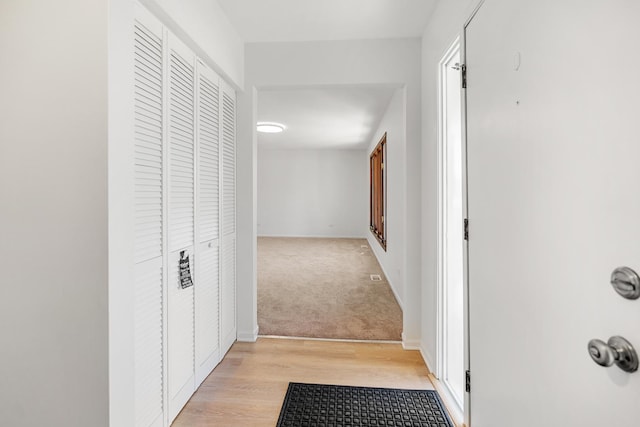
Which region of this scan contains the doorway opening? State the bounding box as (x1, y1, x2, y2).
(436, 37, 465, 413)
(255, 85, 403, 341)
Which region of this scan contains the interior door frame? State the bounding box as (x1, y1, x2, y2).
(436, 34, 464, 415)
(461, 1, 486, 426)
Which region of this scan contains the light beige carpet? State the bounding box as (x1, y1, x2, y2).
(257, 237, 402, 340)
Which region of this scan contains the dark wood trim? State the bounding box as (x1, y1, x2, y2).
(369, 132, 386, 250)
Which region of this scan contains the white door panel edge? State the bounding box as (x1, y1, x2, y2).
(437, 35, 465, 417)
(466, 0, 640, 426)
(460, 4, 484, 426)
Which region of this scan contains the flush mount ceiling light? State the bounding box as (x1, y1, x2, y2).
(257, 122, 285, 133)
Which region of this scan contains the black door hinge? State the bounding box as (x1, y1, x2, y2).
(461, 64, 467, 89)
(465, 370, 471, 392)
(464, 218, 469, 241)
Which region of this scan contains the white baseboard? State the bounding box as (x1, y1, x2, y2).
(257, 234, 366, 239)
(401, 333, 421, 350)
(259, 335, 401, 344)
(419, 344, 436, 374)
(387, 276, 404, 311)
(237, 325, 259, 342)
(368, 243, 404, 310)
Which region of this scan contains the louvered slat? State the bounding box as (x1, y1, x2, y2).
(195, 64, 221, 383)
(169, 50, 194, 252)
(221, 91, 235, 237)
(167, 249, 195, 399)
(167, 38, 197, 423)
(198, 73, 220, 242)
(196, 244, 219, 367)
(134, 16, 164, 427)
(220, 85, 236, 355)
(134, 21, 163, 264)
(134, 258, 164, 427)
(220, 237, 236, 353)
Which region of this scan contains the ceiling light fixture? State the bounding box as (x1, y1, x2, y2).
(257, 122, 285, 133)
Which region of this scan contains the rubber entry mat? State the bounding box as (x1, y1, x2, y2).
(276, 383, 454, 427)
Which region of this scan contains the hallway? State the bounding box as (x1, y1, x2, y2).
(5, 1, 640, 426)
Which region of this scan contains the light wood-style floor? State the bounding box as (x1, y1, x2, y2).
(172, 338, 435, 426)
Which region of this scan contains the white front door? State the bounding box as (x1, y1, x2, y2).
(465, 0, 640, 425)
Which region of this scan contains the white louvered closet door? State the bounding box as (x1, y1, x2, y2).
(133, 8, 165, 427)
(220, 81, 237, 354)
(167, 34, 196, 422)
(132, 4, 237, 425)
(195, 61, 221, 385)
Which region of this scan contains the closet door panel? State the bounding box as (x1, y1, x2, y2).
(220, 237, 236, 352)
(168, 42, 195, 253)
(195, 63, 221, 384)
(133, 260, 164, 427)
(221, 88, 236, 237)
(195, 243, 219, 383)
(167, 250, 195, 418)
(197, 67, 220, 243)
(134, 17, 163, 265)
(167, 34, 196, 422)
(133, 9, 164, 427)
(220, 83, 236, 353)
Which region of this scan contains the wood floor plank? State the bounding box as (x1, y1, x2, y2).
(172, 338, 435, 426)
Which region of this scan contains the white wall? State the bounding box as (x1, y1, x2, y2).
(0, 1, 109, 425)
(258, 149, 366, 238)
(108, 0, 135, 425)
(0, 0, 243, 425)
(139, 0, 244, 89)
(420, 0, 479, 370)
(366, 89, 406, 306)
(237, 39, 422, 345)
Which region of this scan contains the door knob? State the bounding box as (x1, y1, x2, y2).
(588, 336, 638, 373)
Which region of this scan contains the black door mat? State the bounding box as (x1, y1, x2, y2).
(276, 382, 454, 427)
